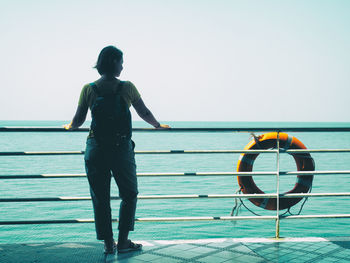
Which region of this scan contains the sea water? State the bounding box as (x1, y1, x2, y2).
(0, 121, 350, 244)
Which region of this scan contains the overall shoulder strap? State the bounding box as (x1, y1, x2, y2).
(90, 82, 100, 96)
(115, 80, 124, 94)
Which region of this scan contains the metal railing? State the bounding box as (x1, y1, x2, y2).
(1, 126, 350, 238)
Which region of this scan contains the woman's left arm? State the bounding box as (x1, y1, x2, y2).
(133, 98, 170, 129)
(64, 106, 88, 130)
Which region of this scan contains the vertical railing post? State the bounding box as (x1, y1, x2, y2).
(275, 131, 280, 238)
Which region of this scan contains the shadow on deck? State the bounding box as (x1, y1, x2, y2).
(1, 237, 350, 263)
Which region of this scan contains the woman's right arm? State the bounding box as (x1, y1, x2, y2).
(64, 85, 90, 130)
(64, 105, 88, 130)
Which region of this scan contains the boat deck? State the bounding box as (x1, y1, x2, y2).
(1, 237, 350, 263)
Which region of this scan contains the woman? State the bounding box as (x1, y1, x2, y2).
(64, 46, 169, 254)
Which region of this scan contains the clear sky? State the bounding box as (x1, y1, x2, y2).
(1, 0, 349, 122)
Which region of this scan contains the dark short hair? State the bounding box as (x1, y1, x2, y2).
(94, 46, 123, 75)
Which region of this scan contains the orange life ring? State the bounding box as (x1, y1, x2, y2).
(237, 132, 314, 210)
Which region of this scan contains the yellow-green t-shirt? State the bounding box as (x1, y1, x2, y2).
(78, 79, 141, 111)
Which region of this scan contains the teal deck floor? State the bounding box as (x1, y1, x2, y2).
(1, 237, 350, 263)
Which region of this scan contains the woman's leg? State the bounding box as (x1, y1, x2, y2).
(85, 139, 113, 240)
(111, 139, 138, 246)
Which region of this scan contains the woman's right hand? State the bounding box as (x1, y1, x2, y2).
(63, 122, 73, 130)
(157, 124, 170, 129)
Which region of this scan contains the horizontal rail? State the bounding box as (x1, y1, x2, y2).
(286, 149, 350, 153)
(0, 149, 278, 156)
(1, 127, 350, 132)
(2, 149, 350, 156)
(282, 214, 350, 219)
(0, 151, 85, 156)
(280, 192, 350, 198)
(2, 214, 350, 225)
(0, 194, 278, 202)
(280, 170, 350, 175)
(0, 173, 87, 179)
(0, 216, 277, 225)
(0, 172, 278, 179)
(2, 192, 350, 202)
(2, 170, 350, 180)
(137, 149, 277, 154)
